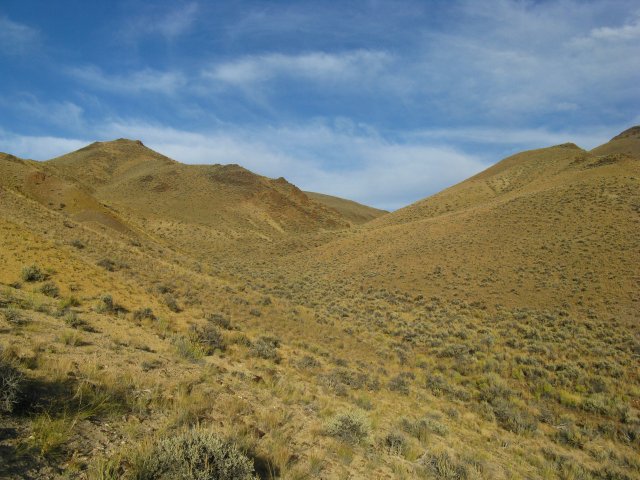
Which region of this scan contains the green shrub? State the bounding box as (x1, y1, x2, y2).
(206, 313, 232, 330)
(388, 372, 414, 395)
(59, 296, 80, 310)
(401, 416, 449, 442)
(137, 428, 257, 480)
(250, 336, 281, 362)
(420, 450, 469, 479)
(326, 410, 370, 445)
(173, 336, 204, 362)
(21, 264, 47, 282)
(382, 432, 406, 456)
(192, 325, 225, 354)
(0, 348, 23, 413)
(297, 355, 320, 369)
(3, 307, 28, 326)
(133, 307, 155, 321)
(164, 295, 181, 313)
(64, 311, 87, 329)
(97, 294, 115, 313)
(97, 258, 117, 272)
(39, 281, 60, 298)
(491, 398, 537, 434)
(96, 294, 125, 314)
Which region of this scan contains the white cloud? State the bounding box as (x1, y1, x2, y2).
(0, 129, 87, 160)
(98, 119, 486, 210)
(0, 15, 40, 55)
(590, 18, 640, 40)
(205, 50, 392, 87)
(68, 66, 186, 94)
(4, 95, 85, 130)
(119, 2, 199, 41)
(407, 126, 614, 151)
(409, 0, 640, 118)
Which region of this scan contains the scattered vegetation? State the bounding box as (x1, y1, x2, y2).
(134, 428, 258, 480)
(326, 410, 370, 445)
(0, 347, 23, 413)
(21, 264, 47, 282)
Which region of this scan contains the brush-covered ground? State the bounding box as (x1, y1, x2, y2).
(1, 129, 639, 479)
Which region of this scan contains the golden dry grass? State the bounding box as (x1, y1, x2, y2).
(0, 128, 638, 479)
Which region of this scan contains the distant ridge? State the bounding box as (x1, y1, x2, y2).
(288, 127, 640, 320)
(304, 191, 387, 224)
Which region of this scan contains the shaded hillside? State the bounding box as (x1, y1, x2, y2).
(284, 130, 640, 321)
(304, 191, 387, 224)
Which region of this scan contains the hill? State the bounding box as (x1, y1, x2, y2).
(304, 191, 388, 224)
(43, 139, 355, 260)
(282, 132, 640, 321)
(0, 129, 639, 480)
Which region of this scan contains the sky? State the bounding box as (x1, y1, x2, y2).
(0, 1, 638, 210)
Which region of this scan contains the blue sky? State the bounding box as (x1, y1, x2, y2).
(0, 0, 638, 210)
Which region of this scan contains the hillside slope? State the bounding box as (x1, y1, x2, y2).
(304, 191, 388, 224)
(284, 130, 640, 320)
(0, 152, 135, 235)
(1, 129, 639, 480)
(45, 139, 351, 258)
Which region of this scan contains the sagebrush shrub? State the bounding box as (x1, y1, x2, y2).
(206, 313, 232, 330)
(3, 307, 28, 326)
(21, 265, 46, 282)
(133, 307, 155, 321)
(382, 432, 406, 455)
(164, 294, 181, 313)
(39, 281, 60, 298)
(97, 294, 115, 313)
(193, 325, 225, 354)
(137, 428, 257, 480)
(326, 410, 370, 445)
(0, 349, 23, 413)
(250, 336, 280, 361)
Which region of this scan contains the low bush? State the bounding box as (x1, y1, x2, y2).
(3, 307, 29, 326)
(420, 449, 470, 479)
(173, 336, 204, 362)
(382, 432, 407, 456)
(63, 311, 87, 330)
(39, 281, 60, 298)
(97, 258, 117, 272)
(133, 307, 156, 321)
(192, 325, 225, 354)
(250, 336, 281, 362)
(70, 239, 85, 249)
(491, 398, 538, 434)
(164, 295, 181, 313)
(206, 313, 232, 330)
(136, 428, 257, 480)
(326, 410, 370, 445)
(0, 348, 23, 413)
(21, 264, 47, 282)
(388, 372, 414, 395)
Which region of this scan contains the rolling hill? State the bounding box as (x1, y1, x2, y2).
(282, 129, 640, 321)
(0, 128, 638, 480)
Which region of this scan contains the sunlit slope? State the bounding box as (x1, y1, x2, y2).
(0, 152, 134, 234)
(46, 139, 350, 257)
(292, 132, 640, 320)
(304, 191, 387, 224)
(590, 125, 640, 157)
